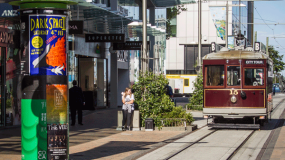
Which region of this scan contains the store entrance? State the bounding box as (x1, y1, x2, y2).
(77, 56, 108, 110)
(0, 47, 4, 126)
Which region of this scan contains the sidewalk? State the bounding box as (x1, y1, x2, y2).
(0, 108, 186, 160)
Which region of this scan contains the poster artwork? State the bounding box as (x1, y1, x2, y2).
(29, 15, 66, 75)
(47, 124, 68, 160)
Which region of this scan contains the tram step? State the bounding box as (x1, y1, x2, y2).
(208, 123, 260, 129)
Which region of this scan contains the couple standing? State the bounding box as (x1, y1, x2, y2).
(121, 87, 134, 131)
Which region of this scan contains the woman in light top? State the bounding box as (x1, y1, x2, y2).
(122, 87, 134, 131)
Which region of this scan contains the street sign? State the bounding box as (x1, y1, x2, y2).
(113, 41, 150, 50)
(69, 21, 83, 34)
(85, 34, 125, 42)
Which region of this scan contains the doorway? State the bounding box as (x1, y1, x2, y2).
(76, 56, 108, 109)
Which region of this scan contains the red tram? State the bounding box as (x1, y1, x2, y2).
(203, 46, 273, 128)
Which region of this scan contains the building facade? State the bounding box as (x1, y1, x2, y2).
(165, 1, 254, 94)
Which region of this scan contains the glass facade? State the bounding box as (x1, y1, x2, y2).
(0, 18, 21, 127)
(232, 1, 248, 38)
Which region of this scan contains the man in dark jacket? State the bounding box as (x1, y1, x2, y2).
(69, 80, 85, 126)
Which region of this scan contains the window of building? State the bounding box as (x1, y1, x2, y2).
(184, 79, 189, 87)
(227, 66, 240, 86)
(206, 66, 224, 86)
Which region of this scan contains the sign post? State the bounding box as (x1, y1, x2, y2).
(10, 0, 76, 159)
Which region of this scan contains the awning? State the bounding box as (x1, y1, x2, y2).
(70, 0, 133, 34)
(128, 21, 166, 38)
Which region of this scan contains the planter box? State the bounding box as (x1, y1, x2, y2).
(117, 110, 140, 131)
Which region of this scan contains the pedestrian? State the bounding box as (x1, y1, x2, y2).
(166, 82, 173, 98)
(121, 88, 134, 131)
(69, 80, 85, 126)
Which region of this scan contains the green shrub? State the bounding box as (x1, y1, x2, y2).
(133, 72, 194, 128)
(187, 71, 203, 111)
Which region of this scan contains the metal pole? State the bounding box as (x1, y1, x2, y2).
(198, 0, 202, 71)
(226, 1, 228, 48)
(266, 37, 269, 55)
(142, 0, 147, 73)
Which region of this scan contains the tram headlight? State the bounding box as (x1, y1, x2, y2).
(231, 95, 237, 103)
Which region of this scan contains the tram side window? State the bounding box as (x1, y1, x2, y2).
(227, 66, 240, 86)
(206, 66, 224, 86)
(244, 68, 264, 86)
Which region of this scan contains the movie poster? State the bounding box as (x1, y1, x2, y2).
(29, 15, 66, 76)
(46, 84, 68, 160)
(47, 124, 68, 160)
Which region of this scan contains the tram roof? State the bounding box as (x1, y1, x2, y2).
(203, 50, 270, 60)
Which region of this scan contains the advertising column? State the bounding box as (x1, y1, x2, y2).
(10, 1, 76, 159)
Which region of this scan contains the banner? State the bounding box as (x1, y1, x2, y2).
(209, 7, 226, 40)
(46, 84, 68, 160)
(29, 15, 67, 76)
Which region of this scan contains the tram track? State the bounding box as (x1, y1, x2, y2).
(163, 128, 217, 160)
(226, 130, 255, 160)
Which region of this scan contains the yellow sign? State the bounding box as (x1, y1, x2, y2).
(166, 75, 181, 79)
(31, 36, 43, 48)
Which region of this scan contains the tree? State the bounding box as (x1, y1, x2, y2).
(132, 72, 194, 128)
(186, 71, 203, 110)
(268, 45, 285, 72)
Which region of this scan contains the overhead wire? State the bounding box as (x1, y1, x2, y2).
(254, 6, 285, 50)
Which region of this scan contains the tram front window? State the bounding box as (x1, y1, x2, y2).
(206, 66, 224, 86)
(227, 66, 240, 86)
(244, 68, 264, 86)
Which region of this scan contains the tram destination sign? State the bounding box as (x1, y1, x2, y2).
(113, 41, 150, 50)
(85, 34, 125, 42)
(245, 60, 264, 65)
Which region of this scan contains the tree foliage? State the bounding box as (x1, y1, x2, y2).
(269, 45, 285, 72)
(132, 72, 194, 128)
(186, 71, 203, 111)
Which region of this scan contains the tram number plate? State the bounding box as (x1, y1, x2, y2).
(229, 90, 238, 95)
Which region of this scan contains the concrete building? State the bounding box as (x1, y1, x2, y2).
(165, 1, 254, 95)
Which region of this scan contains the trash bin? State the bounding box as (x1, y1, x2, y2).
(145, 118, 154, 131)
(174, 88, 180, 93)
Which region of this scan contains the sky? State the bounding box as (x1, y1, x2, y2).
(253, 0, 285, 75)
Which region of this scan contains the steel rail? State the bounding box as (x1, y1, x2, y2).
(163, 128, 217, 160)
(226, 130, 256, 160)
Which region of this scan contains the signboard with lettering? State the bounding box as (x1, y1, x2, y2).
(0, 3, 19, 17)
(0, 29, 14, 45)
(245, 60, 264, 65)
(29, 15, 67, 76)
(69, 20, 83, 34)
(85, 34, 125, 42)
(113, 41, 150, 50)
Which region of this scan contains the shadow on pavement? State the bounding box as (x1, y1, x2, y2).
(70, 141, 155, 160)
